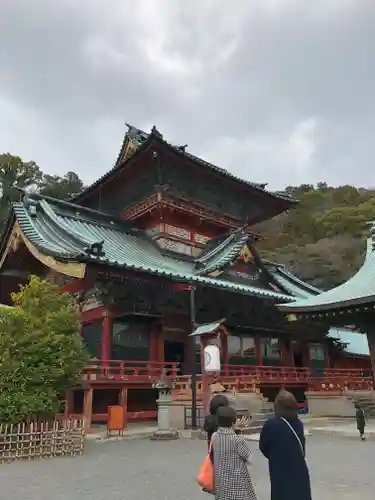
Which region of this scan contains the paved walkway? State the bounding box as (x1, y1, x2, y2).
(0, 435, 374, 500)
(88, 417, 375, 442)
(303, 417, 375, 439)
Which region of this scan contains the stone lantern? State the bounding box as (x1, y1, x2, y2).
(150, 370, 179, 440)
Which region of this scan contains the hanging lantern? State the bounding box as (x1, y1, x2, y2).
(204, 345, 221, 373)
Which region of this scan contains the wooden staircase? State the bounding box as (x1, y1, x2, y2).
(172, 376, 274, 434)
(233, 391, 274, 434)
(347, 391, 375, 418)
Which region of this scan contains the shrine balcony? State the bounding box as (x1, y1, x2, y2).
(82, 362, 373, 391)
(83, 360, 178, 383)
(308, 368, 373, 392)
(223, 365, 310, 382)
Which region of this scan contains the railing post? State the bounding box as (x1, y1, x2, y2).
(255, 337, 262, 365)
(83, 387, 93, 434)
(324, 344, 331, 369)
(64, 391, 73, 419)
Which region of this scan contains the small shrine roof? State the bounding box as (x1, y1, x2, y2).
(194, 229, 249, 274)
(279, 230, 375, 313)
(190, 320, 224, 337)
(6, 194, 291, 302)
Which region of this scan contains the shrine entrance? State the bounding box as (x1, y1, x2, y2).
(164, 340, 185, 375)
(292, 342, 304, 368)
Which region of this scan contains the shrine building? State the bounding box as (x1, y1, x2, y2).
(0, 124, 372, 425)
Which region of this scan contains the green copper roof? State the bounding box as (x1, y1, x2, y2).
(195, 230, 249, 274)
(266, 264, 321, 299)
(271, 267, 370, 355)
(279, 234, 375, 313)
(10, 195, 291, 302)
(328, 328, 370, 356)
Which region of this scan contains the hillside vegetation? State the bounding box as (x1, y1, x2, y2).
(257, 183, 375, 290)
(0, 154, 84, 231)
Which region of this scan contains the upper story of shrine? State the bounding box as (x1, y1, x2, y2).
(73, 124, 296, 257)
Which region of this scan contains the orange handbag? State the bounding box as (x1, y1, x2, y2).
(196, 440, 214, 492)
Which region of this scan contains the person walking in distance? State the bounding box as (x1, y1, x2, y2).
(259, 390, 312, 500)
(211, 406, 257, 500)
(355, 402, 366, 441)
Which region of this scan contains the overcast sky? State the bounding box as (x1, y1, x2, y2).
(0, 1, 374, 190)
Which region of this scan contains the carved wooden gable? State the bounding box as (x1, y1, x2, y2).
(220, 244, 273, 289)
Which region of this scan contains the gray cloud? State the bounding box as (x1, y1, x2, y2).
(0, 0, 374, 189)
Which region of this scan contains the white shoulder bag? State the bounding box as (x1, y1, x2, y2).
(280, 417, 305, 458)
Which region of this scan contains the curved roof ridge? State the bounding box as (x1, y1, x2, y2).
(12, 202, 79, 259)
(195, 231, 239, 264)
(38, 199, 96, 249)
(194, 229, 249, 275)
(274, 265, 322, 294)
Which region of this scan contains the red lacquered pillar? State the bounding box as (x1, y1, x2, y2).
(101, 311, 112, 362)
(221, 330, 229, 375)
(255, 337, 262, 366)
(324, 344, 331, 370)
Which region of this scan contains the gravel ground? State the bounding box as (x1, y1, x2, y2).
(0, 435, 374, 500)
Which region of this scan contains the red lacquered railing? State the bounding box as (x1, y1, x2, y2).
(308, 367, 374, 392)
(84, 360, 177, 382)
(324, 368, 373, 379)
(308, 377, 373, 392)
(224, 365, 310, 382)
(83, 362, 373, 388)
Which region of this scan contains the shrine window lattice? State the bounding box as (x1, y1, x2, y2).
(81, 321, 102, 359)
(111, 317, 151, 361)
(227, 335, 257, 367)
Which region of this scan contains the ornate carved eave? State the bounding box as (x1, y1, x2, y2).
(0, 221, 86, 279)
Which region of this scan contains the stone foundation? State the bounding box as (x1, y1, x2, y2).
(306, 391, 355, 417)
(169, 400, 204, 430)
(168, 391, 272, 429)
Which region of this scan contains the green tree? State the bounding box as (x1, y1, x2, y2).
(0, 276, 88, 424)
(0, 154, 43, 228)
(40, 171, 84, 200)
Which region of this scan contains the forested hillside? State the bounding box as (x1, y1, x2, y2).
(257, 183, 375, 290)
(0, 154, 84, 230)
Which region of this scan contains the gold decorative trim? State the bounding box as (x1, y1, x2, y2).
(287, 314, 297, 322)
(208, 269, 224, 277)
(239, 244, 253, 263)
(0, 220, 86, 279)
(22, 236, 86, 278)
(0, 221, 24, 269)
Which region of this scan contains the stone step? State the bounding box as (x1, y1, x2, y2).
(259, 405, 274, 413)
(242, 425, 263, 435)
(249, 413, 273, 425)
(354, 400, 375, 406)
(348, 396, 375, 418)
